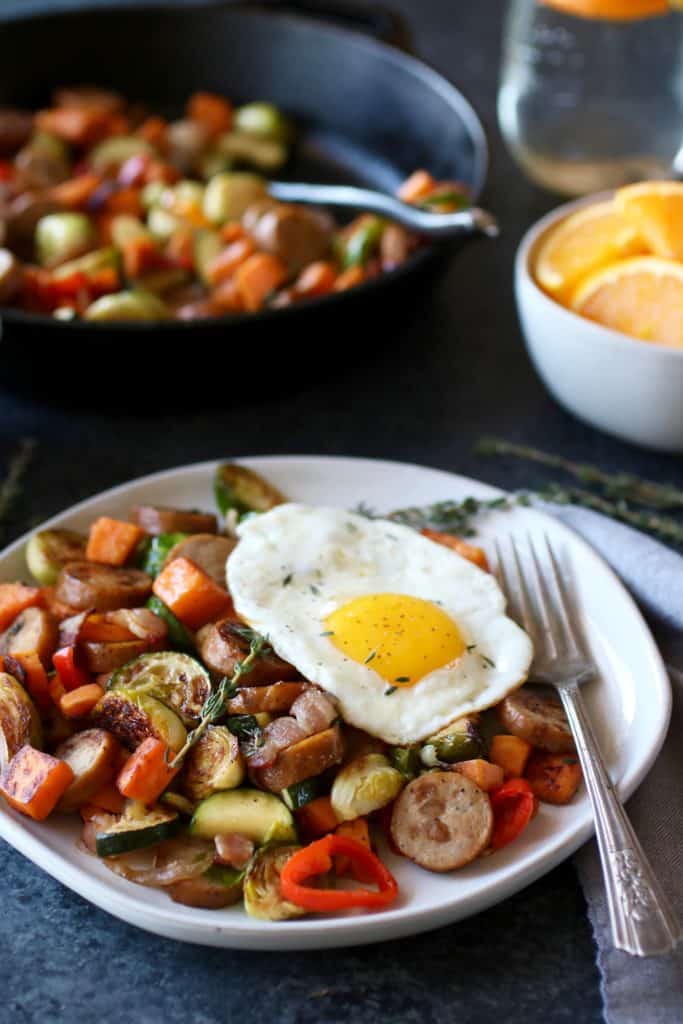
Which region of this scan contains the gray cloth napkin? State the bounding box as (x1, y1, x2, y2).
(542, 505, 683, 1024)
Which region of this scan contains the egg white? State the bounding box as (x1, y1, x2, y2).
(227, 504, 533, 745)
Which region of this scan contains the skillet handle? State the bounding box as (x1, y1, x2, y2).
(251, 0, 413, 50)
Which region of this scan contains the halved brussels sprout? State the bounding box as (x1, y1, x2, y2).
(420, 715, 483, 767)
(141, 181, 166, 210)
(203, 172, 267, 225)
(89, 135, 155, 172)
(234, 102, 292, 144)
(35, 212, 96, 267)
(388, 746, 421, 779)
(25, 528, 86, 585)
(84, 289, 171, 322)
(146, 207, 182, 240)
(243, 844, 305, 921)
(330, 753, 404, 822)
(0, 671, 43, 768)
(215, 132, 287, 172)
(213, 463, 285, 520)
(109, 215, 153, 248)
(52, 247, 120, 282)
(92, 688, 186, 752)
(181, 725, 245, 801)
(193, 229, 223, 285)
(109, 651, 211, 724)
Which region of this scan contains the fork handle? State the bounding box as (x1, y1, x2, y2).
(559, 681, 680, 956)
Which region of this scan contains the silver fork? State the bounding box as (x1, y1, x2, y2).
(494, 533, 681, 957)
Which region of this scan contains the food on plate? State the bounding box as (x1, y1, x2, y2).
(533, 181, 683, 344)
(0, 87, 470, 322)
(0, 462, 581, 921)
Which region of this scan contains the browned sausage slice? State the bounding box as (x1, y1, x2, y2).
(131, 505, 217, 536)
(163, 533, 236, 588)
(249, 724, 345, 792)
(196, 617, 298, 685)
(168, 873, 243, 909)
(226, 681, 309, 715)
(55, 561, 152, 611)
(53, 86, 124, 114)
(56, 728, 120, 812)
(246, 201, 333, 274)
(80, 638, 150, 674)
(0, 606, 58, 668)
(497, 685, 574, 754)
(390, 772, 493, 872)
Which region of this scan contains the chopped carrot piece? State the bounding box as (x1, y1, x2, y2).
(48, 674, 67, 708)
(295, 795, 339, 838)
(333, 265, 365, 291)
(50, 174, 102, 209)
(85, 516, 146, 567)
(166, 228, 195, 270)
(0, 583, 44, 631)
(454, 759, 505, 792)
(187, 91, 233, 135)
(526, 751, 582, 805)
(59, 683, 105, 719)
(36, 107, 113, 145)
(120, 235, 163, 279)
(88, 782, 126, 814)
(235, 252, 287, 311)
(152, 556, 232, 630)
(293, 261, 337, 298)
(11, 653, 51, 713)
(489, 734, 533, 777)
(421, 528, 490, 572)
(334, 817, 375, 882)
(136, 116, 168, 148)
(79, 614, 136, 644)
(398, 169, 437, 204)
(0, 745, 74, 821)
(206, 237, 255, 286)
(220, 221, 246, 244)
(104, 186, 144, 218)
(116, 737, 179, 803)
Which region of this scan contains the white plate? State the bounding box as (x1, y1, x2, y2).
(0, 456, 671, 950)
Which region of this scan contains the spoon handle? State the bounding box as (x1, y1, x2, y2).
(268, 181, 498, 239)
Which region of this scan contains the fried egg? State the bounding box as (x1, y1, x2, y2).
(227, 504, 533, 745)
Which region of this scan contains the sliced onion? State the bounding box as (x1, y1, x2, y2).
(214, 833, 254, 870)
(102, 838, 215, 887)
(59, 609, 93, 647)
(108, 608, 168, 645)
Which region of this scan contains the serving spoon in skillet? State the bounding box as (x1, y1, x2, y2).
(268, 181, 499, 238)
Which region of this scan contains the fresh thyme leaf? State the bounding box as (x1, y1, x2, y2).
(282, 573, 292, 586)
(355, 501, 376, 519)
(395, 676, 410, 683)
(0, 438, 36, 542)
(364, 649, 377, 664)
(534, 484, 683, 548)
(384, 686, 398, 695)
(466, 644, 477, 652)
(310, 584, 320, 596)
(320, 630, 334, 637)
(480, 654, 495, 668)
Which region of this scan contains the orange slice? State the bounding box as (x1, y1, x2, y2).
(571, 256, 683, 345)
(615, 181, 683, 260)
(541, 1, 669, 20)
(534, 200, 643, 301)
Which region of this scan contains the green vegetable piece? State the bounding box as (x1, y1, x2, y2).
(331, 753, 404, 822)
(147, 206, 182, 240)
(215, 132, 287, 172)
(204, 864, 246, 889)
(203, 172, 267, 225)
(190, 789, 297, 845)
(181, 724, 244, 801)
(420, 189, 469, 211)
(214, 462, 285, 520)
(84, 289, 171, 322)
(0, 672, 43, 767)
(193, 229, 223, 285)
(160, 791, 196, 817)
(243, 845, 304, 921)
(388, 746, 421, 779)
(35, 212, 96, 267)
(25, 528, 86, 585)
(52, 247, 120, 281)
(138, 267, 189, 295)
(234, 102, 292, 143)
(140, 532, 189, 578)
(281, 777, 321, 811)
(92, 689, 187, 753)
(226, 714, 262, 745)
(141, 181, 166, 210)
(339, 216, 385, 269)
(109, 651, 211, 725)
(420, 716, 483, 767)
(89, 135, 155, 172)
(172, 179, 205, 210)
(145, 596, 195, 652)
(95, 805, 180, 858)
(28, 130, 70, 164)
(110, 215, 153, 248)
(196, 148, 232, 181)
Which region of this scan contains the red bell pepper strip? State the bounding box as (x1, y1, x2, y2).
(489, 777, 537, 851)
(52, 646, 91, 692)
(279, 834, 399, 912)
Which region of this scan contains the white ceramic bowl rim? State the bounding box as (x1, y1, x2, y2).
(517, 191, 683, 359)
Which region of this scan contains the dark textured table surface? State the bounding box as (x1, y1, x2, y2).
(2, 2, 681, 1022)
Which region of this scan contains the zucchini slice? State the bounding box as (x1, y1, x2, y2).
(281, 777, 322, 811)
(190, 789, 296, 845)
(92, 689, 186, 752)
(95, 803, 180, 857)
(109, 651, 210, 724)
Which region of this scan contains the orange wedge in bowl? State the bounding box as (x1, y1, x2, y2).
(615, 181, 683, 260)
(571, 256, 683, 346)
(534, 200, 643, 301)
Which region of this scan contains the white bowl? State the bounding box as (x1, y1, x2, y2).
(515, 194, 683, 452)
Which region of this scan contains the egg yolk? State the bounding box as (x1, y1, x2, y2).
(324, 593, 465, 686)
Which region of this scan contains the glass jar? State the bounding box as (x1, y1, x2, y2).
(498, 0, 683, 194)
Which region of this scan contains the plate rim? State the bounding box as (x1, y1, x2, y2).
(0, 454, 671, 949)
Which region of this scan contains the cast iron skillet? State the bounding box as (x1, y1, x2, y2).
(0, 0, 489, 397)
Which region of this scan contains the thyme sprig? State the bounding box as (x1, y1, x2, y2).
(533, 483, 683, 547)
(358, 496, 511, 537)
(477, 437, 683, 510)
(171, 631, 270, 766)
(0, 438, 36, 542)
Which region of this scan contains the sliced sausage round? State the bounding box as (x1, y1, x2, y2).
(246, 201, 333, 274)
(56, 728, 120, 812)
(163, 533, 236, 588)
(80, 638, 150, 674)
(168, 873, 243, 909)
(249, 724, 345, 792)
(131, 504, 218, 536)
(391, 771, 493, 872)
(497, 686, 574, 754)
(55, 561, 152, 612)
(0, 606, 58, 669)
(196, 617, 299, 685)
